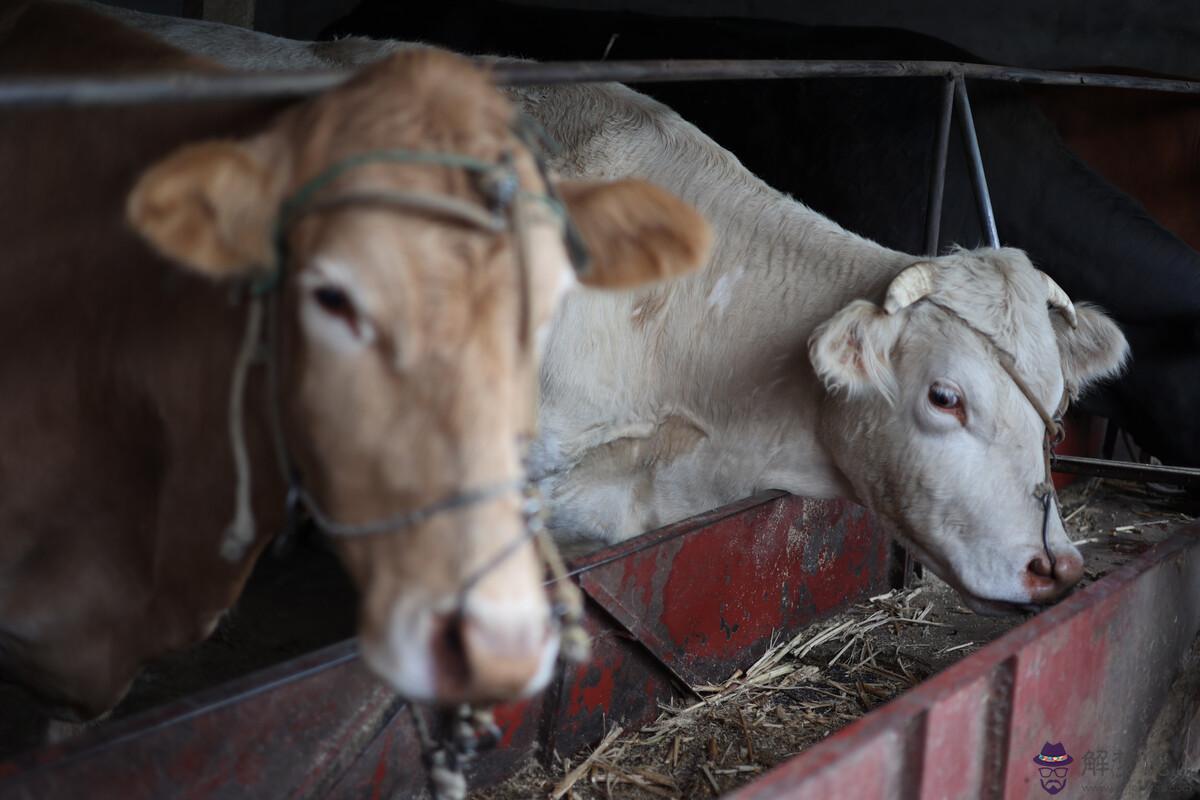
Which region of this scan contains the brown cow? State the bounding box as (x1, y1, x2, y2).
(1029, 74, 1200, 252)
(0, 1, 710, 722)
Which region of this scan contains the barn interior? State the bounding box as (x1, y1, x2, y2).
(2, 1, 1200, 798)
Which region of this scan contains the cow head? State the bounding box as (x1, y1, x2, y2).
(810, 248, 1127, 613)
(128, 49, 710, 702)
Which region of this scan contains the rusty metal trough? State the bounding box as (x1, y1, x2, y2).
(1, 486, 1197, 799)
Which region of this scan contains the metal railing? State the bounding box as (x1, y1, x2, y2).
(3, 58, 1200, 107)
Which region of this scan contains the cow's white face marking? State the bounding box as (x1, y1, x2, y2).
(538, 261, 578, 357)
(520, 202, 578, 358)
(360, 593, 446, 702)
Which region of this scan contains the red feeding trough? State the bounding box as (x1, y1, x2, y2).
(1, 489, 1196, 799)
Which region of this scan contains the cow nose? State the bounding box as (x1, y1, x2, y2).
(428, 610, 553, 703)
(1024, 552, 1085, 602)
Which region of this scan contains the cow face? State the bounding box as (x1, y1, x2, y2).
(810, 248, 1127, 613)
(128, 50, 710, 703)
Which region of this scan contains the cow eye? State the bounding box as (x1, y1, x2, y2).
(310, 284, 363, 337)
(313, 286, 352, 315)
(928, 382, 962, 410)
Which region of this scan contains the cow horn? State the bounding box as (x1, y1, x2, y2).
(1042, 273, 1078, 328)
(883, 262, 938, 314)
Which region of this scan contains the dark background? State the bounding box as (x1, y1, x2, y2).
(94, 0, 1200, 77)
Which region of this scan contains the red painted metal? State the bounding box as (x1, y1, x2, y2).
(0, 492, 892, 798)
(1052, 411, 1105, 490)
(0, 642, 406, 799)
(487, 492, 891, 781)
(575, 493, 886, 686)
(728, 525, 1200, 800)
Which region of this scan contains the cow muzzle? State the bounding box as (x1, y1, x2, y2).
(1022, 548, 1085, 603)
(363, 597, 560, 705)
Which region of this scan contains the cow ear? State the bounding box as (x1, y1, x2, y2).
(809, 300, 906, 404)
(127, 138, 286, 279)
(1055, 302, 1129, 398)
(555, 178, 712, 289)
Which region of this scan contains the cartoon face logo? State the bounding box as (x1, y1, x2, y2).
(1032, 742, 1073, 794)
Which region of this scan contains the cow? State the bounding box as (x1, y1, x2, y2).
(95, 5, 1132, 615)
(319, 1, 1200, 469)
(515, 80, 1129, 614)
(0, 1, 710, 726)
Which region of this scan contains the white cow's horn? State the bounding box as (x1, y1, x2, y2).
(1043, 273, 1078, 328)
(883, 262, 938, 314)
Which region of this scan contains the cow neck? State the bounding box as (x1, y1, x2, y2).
(603, 108, 911, 500)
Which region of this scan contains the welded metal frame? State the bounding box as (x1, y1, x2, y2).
(953, 77, 1001, 249)
(922, 77, 956, 257)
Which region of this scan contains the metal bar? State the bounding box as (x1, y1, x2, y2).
(954, 78, 1001, 248)
(1052, 454, 1200, 487)
(498, 59, 1200, 92)
(0, 71, 350, 108)
(924, 76, 955, 256)
(6, 58, 1200, 108)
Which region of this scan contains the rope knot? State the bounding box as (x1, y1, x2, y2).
(1051, 421, 1066, 447)
(477, 157, 519, 213)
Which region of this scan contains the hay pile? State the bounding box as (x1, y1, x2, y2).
(472, 480, 1197, 800)
(475, 583, 1009, 800)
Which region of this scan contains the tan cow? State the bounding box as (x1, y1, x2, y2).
(0, 1, 709, 722)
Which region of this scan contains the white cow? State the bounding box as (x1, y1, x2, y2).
(97, 6, 1129, 613)
(516, 80, 1127, 614)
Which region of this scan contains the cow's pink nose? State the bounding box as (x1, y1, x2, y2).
(1024, 552, 1084, 602)
(428, 611, 550, 704)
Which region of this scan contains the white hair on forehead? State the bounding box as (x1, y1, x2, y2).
(924, 247, 1063, 384)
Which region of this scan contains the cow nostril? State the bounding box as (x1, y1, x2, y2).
(1052, 554, 1085, 587)
(424, 611, 551, 703)
(1027, 555, 1053, 579)
(428, 613, 470, 688)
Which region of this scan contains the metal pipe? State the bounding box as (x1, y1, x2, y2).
(924, 77, 955, 256)
(1052, 454, 1200, 488)
(954, 78, 1001, 248)
(497, 59, 1200, 92)
(0, 70, 351, 108)
(5, 58, 1200, 108)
